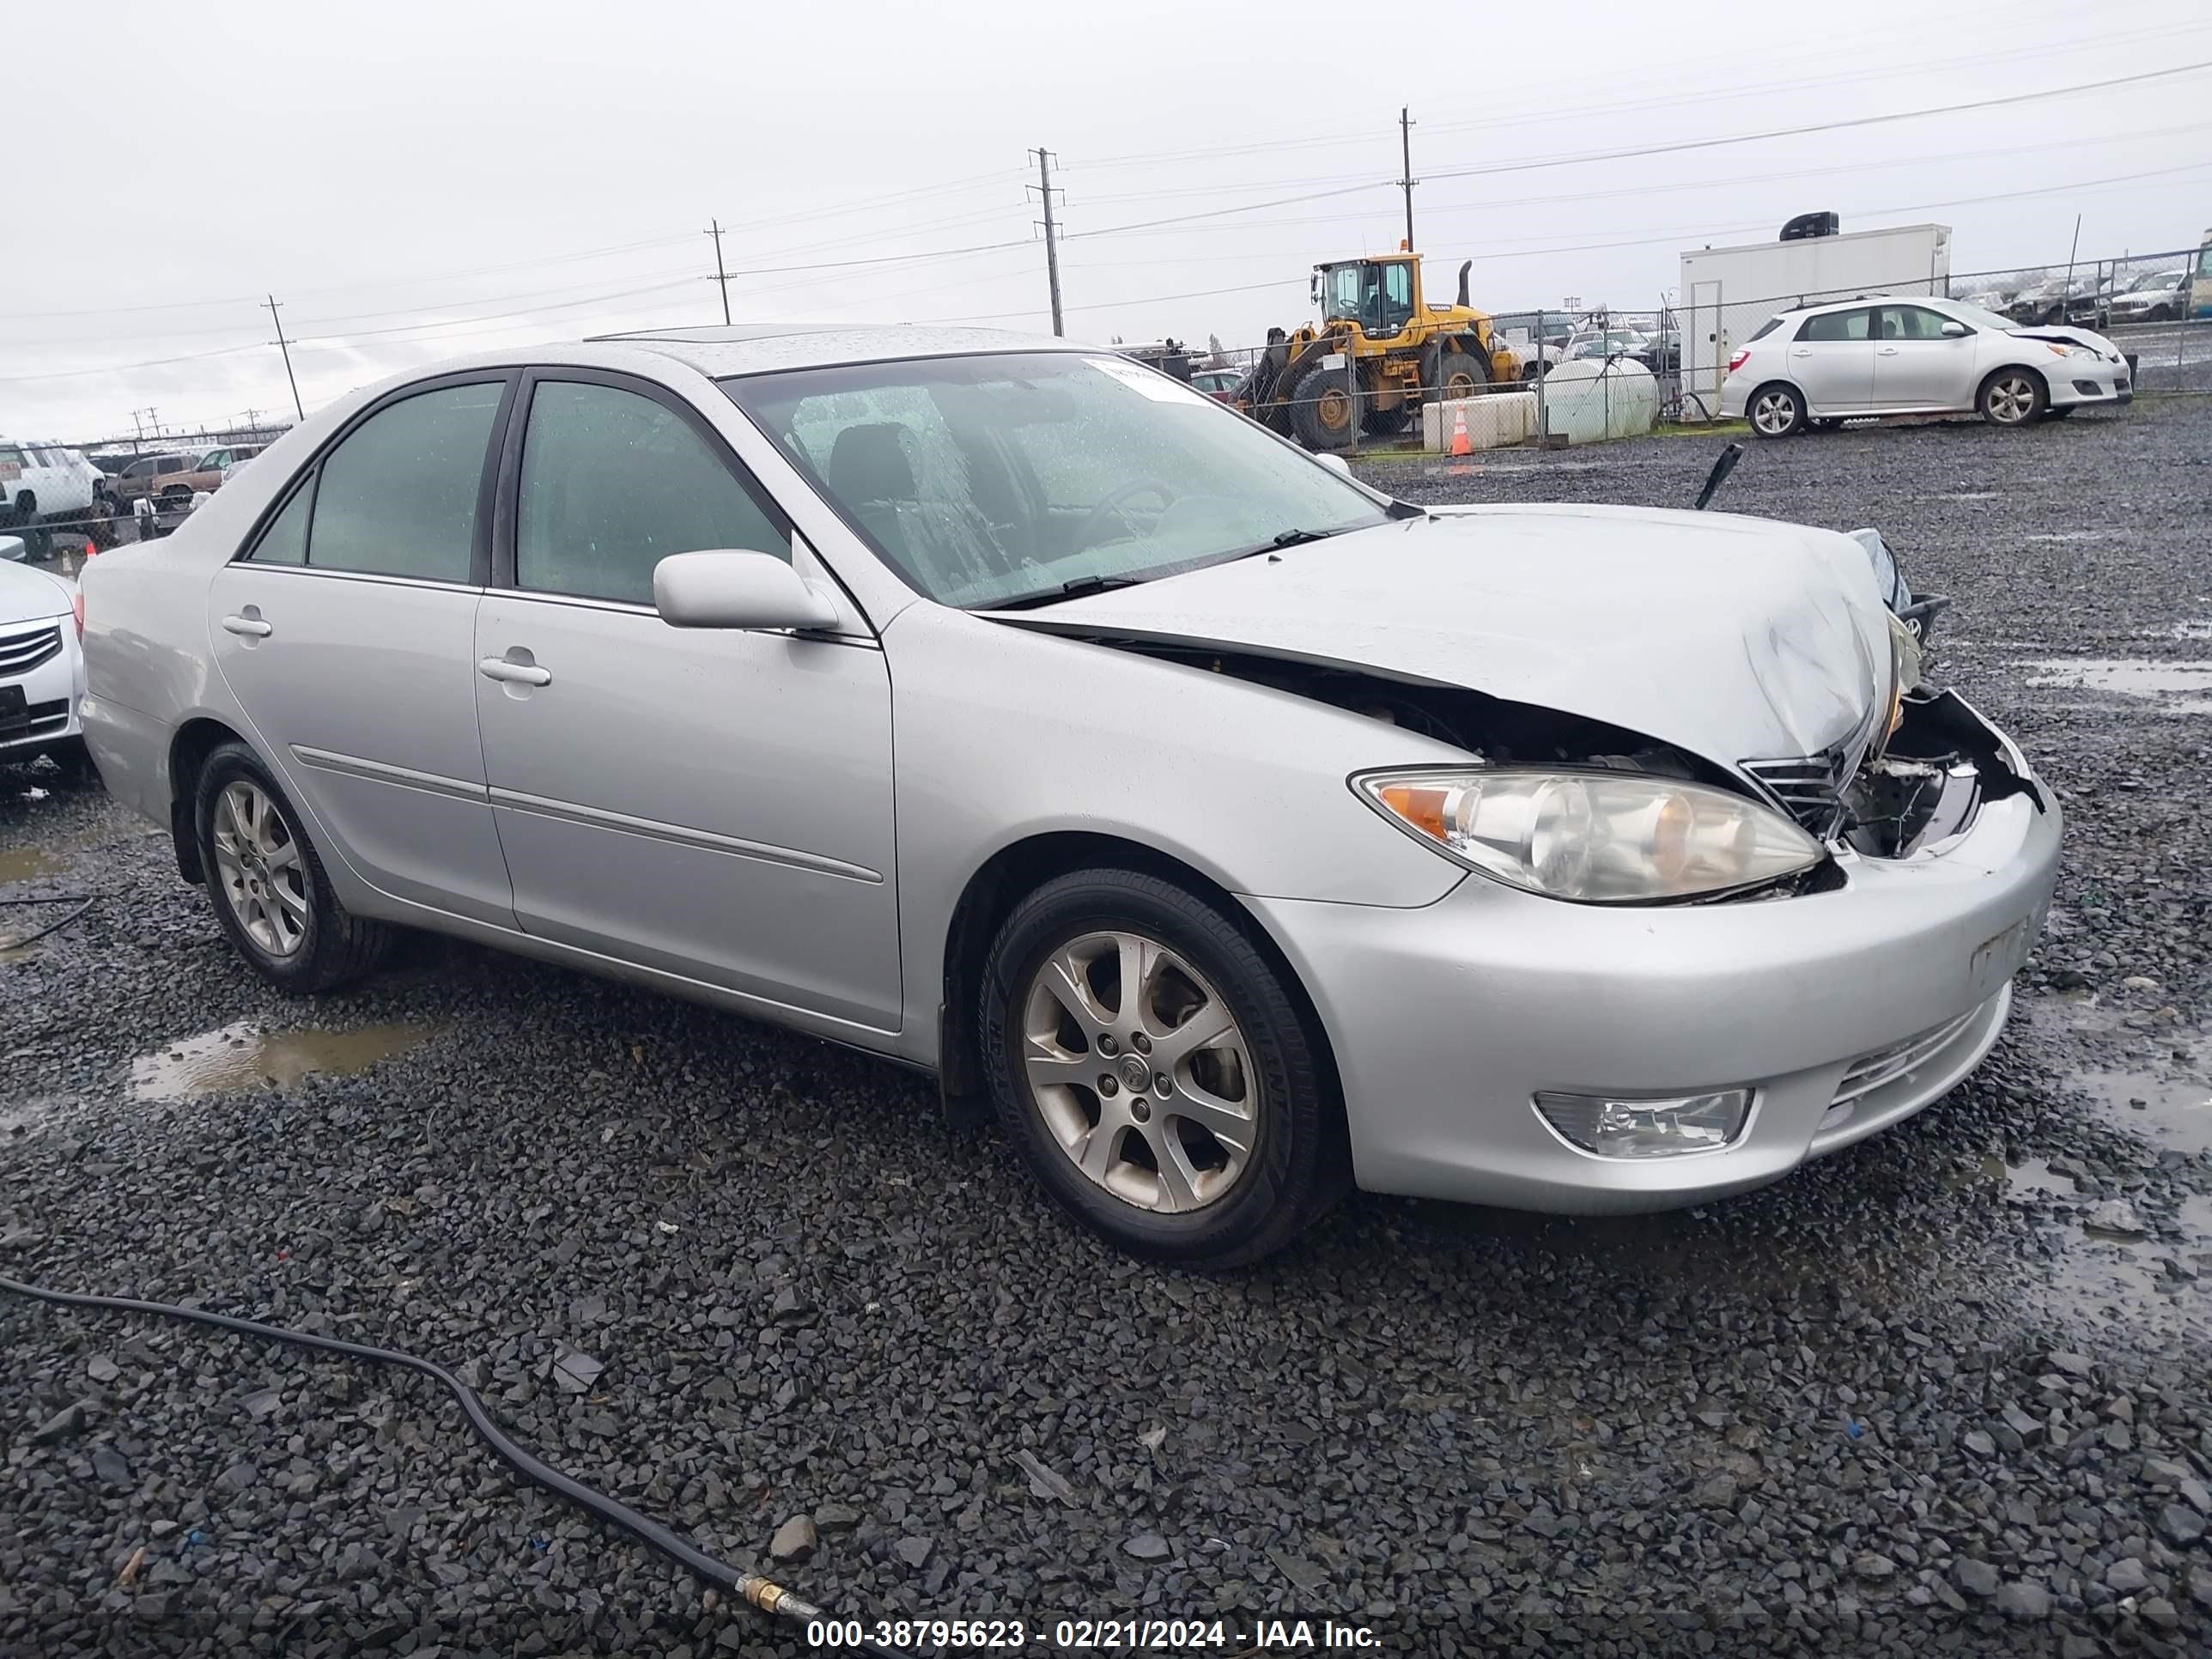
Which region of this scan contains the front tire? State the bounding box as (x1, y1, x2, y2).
(1747, 382, 1807, 438)
(1979, 367, 2046, 427)
(978, 868, 1344, 1267)
(1289, 365, 1358, 453)
(194, 741, 392, 993)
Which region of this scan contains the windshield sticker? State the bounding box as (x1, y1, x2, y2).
(1085, 356, 1212, 405)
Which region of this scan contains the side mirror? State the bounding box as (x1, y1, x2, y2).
(1313, 453, 1352, 477)
(653, 550, 840, 632)
(1940, 320, 1971, 338)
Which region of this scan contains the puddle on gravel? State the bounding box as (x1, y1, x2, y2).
(2023, 531, 2121, 544)
(2021, 657, 2212, 714)
(1951, 1152, 2075, 1198)
(2080, 1040, 2212, 1156)
(2173, 619, 2212, 641)
(0, 844, 69, 884)
(131, 1021, 432, 1102)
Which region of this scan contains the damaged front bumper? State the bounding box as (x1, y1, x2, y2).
(1241, 692, 2060, 1213)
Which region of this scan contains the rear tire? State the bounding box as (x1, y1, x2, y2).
(1289, 365, 1358, 453)
(1747, 382, 1807, 438)
(978, 868, 1345, 1268)
(1979, 367, 2046, 427)
(193, 741, 392, 993)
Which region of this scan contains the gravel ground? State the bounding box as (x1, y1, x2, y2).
(4, 396, 2209, 1657)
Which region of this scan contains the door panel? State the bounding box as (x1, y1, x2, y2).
(209, 568, 512, 923)
(1785, 342, 1875, 411)
(1872, 307, 1978, 409)
(1785, 307, 1875, 412)
(472, 593, 901, 1029)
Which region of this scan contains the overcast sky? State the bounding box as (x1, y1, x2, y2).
(4, 0, 2206, 442)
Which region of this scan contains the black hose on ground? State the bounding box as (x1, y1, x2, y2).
(0, 893, 98, 949)
(0, 1274, 904, 1657)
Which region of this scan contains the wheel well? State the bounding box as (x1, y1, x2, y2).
(166, 717, 246, 884)
(935, 831, 1344, 1133)
(1981, 362, 2049, 397)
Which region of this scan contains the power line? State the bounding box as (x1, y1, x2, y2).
(1419, 61, 2212, 185)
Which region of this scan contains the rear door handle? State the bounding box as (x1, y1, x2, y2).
(478, 657, 552, 687)
(1789, 348, 1812, 357)
(1878, 346, 1899, 356)
(221, 614, 271, 638)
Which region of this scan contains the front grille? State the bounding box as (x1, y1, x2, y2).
(1831, 1007, 1979, 1111)
(0, 623, 63, 676)
(1740, 749, 1851, 838)
(0, 696, 70, 744)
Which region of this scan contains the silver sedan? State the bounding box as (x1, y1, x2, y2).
(80, 325, 2061, 1266)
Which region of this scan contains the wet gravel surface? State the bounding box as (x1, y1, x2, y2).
(4, 397, 2210, 1656)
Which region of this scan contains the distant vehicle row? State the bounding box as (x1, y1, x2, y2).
(0, 441, 264, 552)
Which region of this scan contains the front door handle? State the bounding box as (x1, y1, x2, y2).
(479, 656, 552, 687)
(1878, 346, 1899, 356)
(221, 613, 271, 638)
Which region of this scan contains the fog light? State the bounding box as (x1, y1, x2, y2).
(1534, 1089, 1753, 1158)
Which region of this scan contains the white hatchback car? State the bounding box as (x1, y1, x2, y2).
(1721, 296, 2130, 437)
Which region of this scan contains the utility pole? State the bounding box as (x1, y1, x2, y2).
(706, 219, 732, 325)
(1398, 106, 1417, 252)
(265, 295, 304, 423)
(1030, 147, 1065, 337)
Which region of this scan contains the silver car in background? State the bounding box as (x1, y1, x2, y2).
(1722, 295, 2130, 436)
(79, 325, 2061, 1266)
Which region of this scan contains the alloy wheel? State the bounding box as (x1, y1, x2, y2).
(1751, 391, 1797, 435)
(210, 780, 307, 957)
(1985, 374, 2037, 424)
(1019, 930, 1256, 1214)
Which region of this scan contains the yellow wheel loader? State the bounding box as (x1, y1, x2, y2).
(1236, 252, 1521, 452)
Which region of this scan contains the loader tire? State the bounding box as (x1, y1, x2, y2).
(1361, 401, 1412, 437)
(1290, 366, 1359, 453)
(1437, 343, 1491, 401)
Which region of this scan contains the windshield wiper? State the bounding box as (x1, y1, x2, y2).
(1266, 526, 1338, 550)
(986, 574, 1148, 612)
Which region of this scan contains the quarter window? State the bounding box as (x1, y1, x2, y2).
(248, 481, 312, 566)
(515, 380, 785, 605)
(1799, 308, 1873, 343)
(308, 382, 502, 582)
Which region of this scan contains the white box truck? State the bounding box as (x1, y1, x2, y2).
(1678, 223, 1951, 418)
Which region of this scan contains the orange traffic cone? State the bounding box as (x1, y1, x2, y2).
(1448, 401, 1474, 457)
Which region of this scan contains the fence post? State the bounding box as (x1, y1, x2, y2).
(1534, 308, 1547, 442)
(1601, 307, 1613, 440)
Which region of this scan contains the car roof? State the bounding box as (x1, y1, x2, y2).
(1769, 294, 1972, 320)
(584, 321, 1095, 379)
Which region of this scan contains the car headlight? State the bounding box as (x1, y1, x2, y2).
(1355, 768, 1824, 902)
(2046, 343, 2097, 360)
(1881, 610, 1923, 745)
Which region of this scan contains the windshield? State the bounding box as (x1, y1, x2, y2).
(1939, 301, 2019, 332)
(720, 351, 1391, 609)
(2127, 270, 2181, 293)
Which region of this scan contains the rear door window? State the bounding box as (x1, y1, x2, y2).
(307, 381, 504, 582)
(1799, 308, 1874, 343)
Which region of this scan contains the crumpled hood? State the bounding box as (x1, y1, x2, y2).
(1000, 506, 1892, 767)
(2007, 324, 2120, 356)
